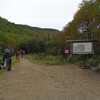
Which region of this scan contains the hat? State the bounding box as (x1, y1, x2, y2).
(5, 49, 9, 52)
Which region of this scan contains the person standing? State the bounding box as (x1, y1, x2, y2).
(20, 50, 23, 58)
(3, 49, 12, 71)
(15, 50, 20, 60)
(17, 51, 20, 60)
(15, 50, 17, 59)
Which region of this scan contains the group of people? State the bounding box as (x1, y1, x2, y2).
(1, 49, 25, 71)
(15, 50, 24, 59)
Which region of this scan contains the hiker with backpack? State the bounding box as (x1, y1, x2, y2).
(3, 49, 12, 71)
(15, 50, 20, 60)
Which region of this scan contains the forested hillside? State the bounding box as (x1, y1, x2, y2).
(0, 0, 100, 57)
(19, 25, 59, 36)
(0, 17, 59, 54)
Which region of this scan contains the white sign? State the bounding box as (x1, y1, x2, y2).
(73, 42, 93, 54)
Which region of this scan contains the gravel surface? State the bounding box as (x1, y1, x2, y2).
(0, 57, 100, 100)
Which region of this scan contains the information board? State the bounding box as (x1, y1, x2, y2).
(73, 42, 93, 54)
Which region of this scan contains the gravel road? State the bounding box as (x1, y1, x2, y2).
(0, 57, 100, 100)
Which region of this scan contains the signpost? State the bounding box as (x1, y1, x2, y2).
(66, 40, 97, 68)
(66, 40, 97, 58)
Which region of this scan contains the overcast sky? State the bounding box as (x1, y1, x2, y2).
(0, 0, 82, 31)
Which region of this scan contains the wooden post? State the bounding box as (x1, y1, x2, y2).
(92, 41, 95, 59)
(69, 43, 73, 61)
(70, 43, 73, 58)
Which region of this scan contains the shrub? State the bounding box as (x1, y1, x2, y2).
(77, 60, 85, 66)
(87, 58, 94, 67)
(46, 55, 56, 61)
(56, 55, 64, 61)
(66, 57, 70, 63)
(0, 56, 3, 62)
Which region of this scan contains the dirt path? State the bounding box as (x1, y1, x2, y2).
(0, 57, 100, 100)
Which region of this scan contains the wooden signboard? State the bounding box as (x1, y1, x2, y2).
(66, 40, 97, 58)
(72, 42, 93, 54)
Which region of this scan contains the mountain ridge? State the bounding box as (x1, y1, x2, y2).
(0, 16, 60, 36)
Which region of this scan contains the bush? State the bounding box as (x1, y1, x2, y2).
(87, 58, 95, 67)
(56, 55, 64, 61)
(46, 55, 56, 61)
(77, 60, 85, 66)
(38, 53, 47, 60)
(66, 57, 70, 63)
(0, 56, 3, 62)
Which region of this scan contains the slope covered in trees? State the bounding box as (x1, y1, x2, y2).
(0, 17, 59, 54)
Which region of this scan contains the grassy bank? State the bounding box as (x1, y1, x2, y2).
(25, 54, 68, 65)
(25, 53, 100, 71)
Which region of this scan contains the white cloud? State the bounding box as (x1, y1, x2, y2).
(0, 0, 82, 30)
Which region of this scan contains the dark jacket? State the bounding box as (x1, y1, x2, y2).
(3, 51, 11, 62)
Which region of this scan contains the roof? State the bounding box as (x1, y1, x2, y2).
(66, 40, 98, 43)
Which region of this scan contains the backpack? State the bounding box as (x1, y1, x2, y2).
(17, 51, 19, 55)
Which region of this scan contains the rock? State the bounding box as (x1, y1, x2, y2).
(52, 74, 55, 77)
(75, 80, 79, 83)
(92, 67, 96, 71)
(70, 82, 73, 85)
(59, 80, 63, 82)
(60, 82, 63, 85)
(84, 80, 88, 83)
(65, 81, 69, 84)
(50, 74, 55, 78)
(78, 91, 81, 94)
(55, 86, 59, 88)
